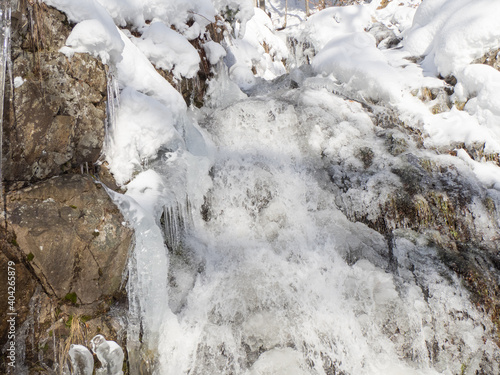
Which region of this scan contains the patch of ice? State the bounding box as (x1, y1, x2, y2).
(13, 76, 24, 88)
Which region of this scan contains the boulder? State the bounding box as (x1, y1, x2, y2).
(6, 174, 132, 305)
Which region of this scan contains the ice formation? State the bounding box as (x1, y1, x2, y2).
(68, 344, 94, 375)
(91, 335, 124, 375)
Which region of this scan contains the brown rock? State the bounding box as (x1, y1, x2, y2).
(474, 48, 500, 71)
(6, 174, 132, 305)
(0, 226, 37, 345)
(2, 4, 107, 188)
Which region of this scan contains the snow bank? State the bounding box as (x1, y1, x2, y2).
(404, 0, 500, 76)
(455, 64, 500, 117)
(423, 108, 500, 152)
(226, 8, 288, 87)
(132, 22, 200, 79)
(421, 65, 500, 154)
(96, 0, 216, 35)
(302, 5, 372, 50)
(312, 32, 403, 102)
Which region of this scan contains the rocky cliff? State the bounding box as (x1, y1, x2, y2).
(1, 2, 132, 374)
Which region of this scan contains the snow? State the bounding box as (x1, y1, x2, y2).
(115, 29, 186, 113)
(375, 0, 419, 34)
(105, 87, 184, 185)
(423, 107, 500, 152)
(456, 64, 500, 117)
(404, 0, 500, 76)
(132, 22, 201, 79)
(45, 0, 124, 64)
(456, 149, 500, 190)
(301, 4, 373, 50)
(92, 0, 217, 34)
(203, 41, 227, 65)
(61, 19, 124, 64)
(312, 32, 403, 102)
(226, 8, 288, 87)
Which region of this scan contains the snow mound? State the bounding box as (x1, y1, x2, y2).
(203, 41, 227, 65)
(132, 22, 201, 79)
(456, 64, 500, 117)
(312, 32, 403, 102)
(302, 4, 373, 51)
(404, 0, 500, 76)
(45, 0, 124, 64)
(424, 108, 500, 153)
(94, 0, 217, 36)
(226, 8, 288, 86)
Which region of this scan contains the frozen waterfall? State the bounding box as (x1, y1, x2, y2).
(118, 74, 500, 375)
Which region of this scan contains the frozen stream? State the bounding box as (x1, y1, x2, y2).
(2, 0, 499, 373)
(112, 71, 500, 375)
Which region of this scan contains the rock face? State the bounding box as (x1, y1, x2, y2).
(0, 226, 37, 348)
(3, 2, 107, 189)
(7, 175, 131, 305)
(0, 3, 132, 374)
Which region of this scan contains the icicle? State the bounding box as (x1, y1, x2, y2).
(102, 67, 120, 161)
(0, 0, 12, 196)
(161, 196, 193, 253)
